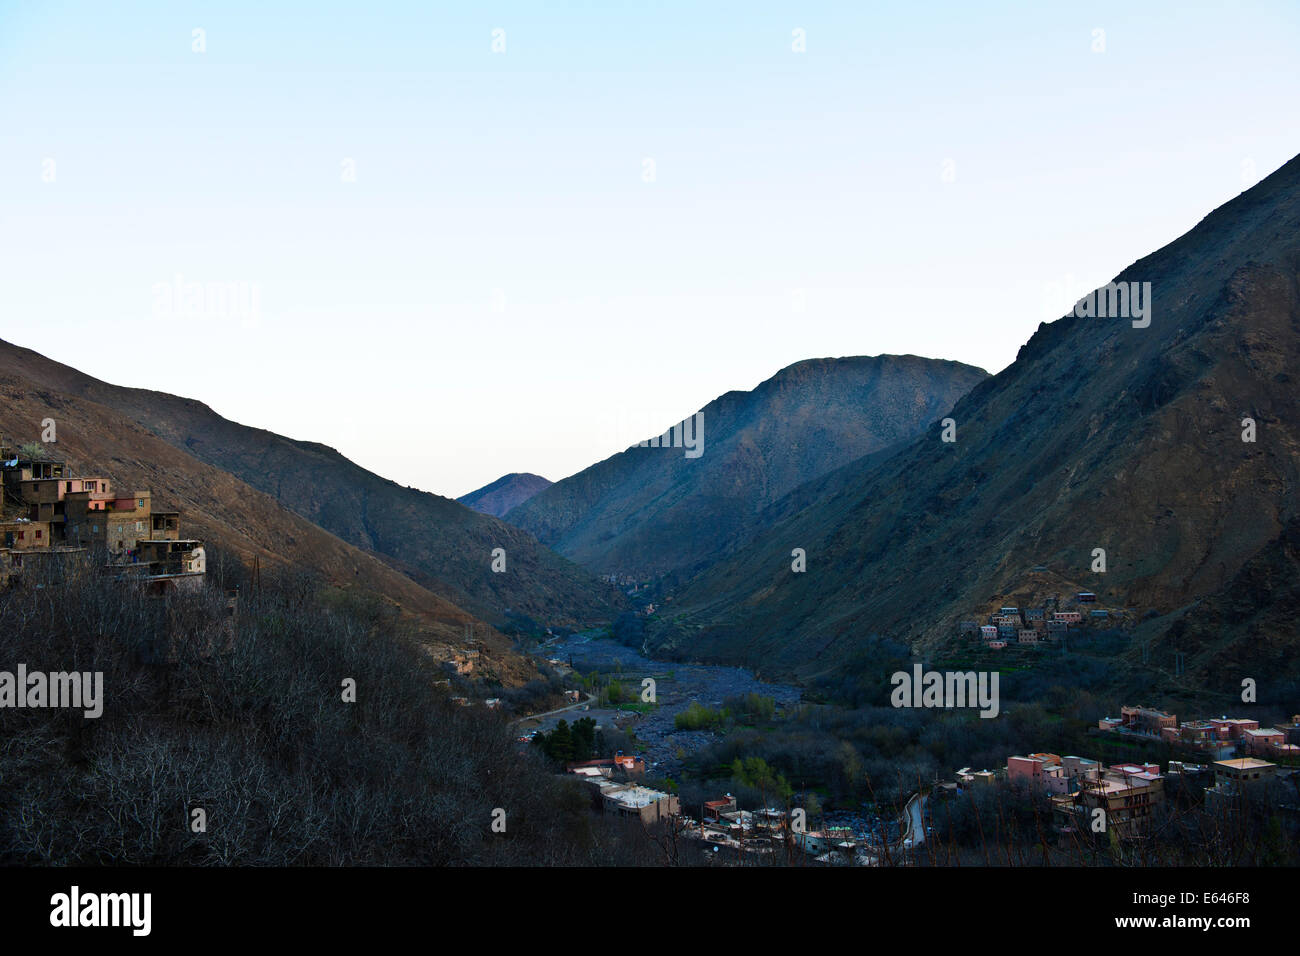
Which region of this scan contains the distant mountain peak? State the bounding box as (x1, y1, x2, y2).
(504, 354, 989, 577)
(458, 473, 552, 518)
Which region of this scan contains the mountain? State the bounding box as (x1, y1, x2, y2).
(0, 341, 620, 630)
(650, 154, 1300, 686)
(459, 473, 552, 518)
(504, 355, 989, 578)
(0, 359, 537, 684)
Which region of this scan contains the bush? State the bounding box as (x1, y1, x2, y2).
(675, 701, 725, 732)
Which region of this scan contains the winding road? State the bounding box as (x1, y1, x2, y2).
(511, 693, 596, 726)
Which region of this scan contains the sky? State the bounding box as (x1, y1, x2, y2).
(1, 1, 1298, 498)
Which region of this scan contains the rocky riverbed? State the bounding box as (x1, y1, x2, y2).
(542, 632, 803, 777)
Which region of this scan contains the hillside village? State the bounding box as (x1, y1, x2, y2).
(949, 706, 1300, 841)
(959, 586, 1125, 649)
(0, 436, 205, 591)
(547, 702, 1300, 862)
(556, 756, 916, 865)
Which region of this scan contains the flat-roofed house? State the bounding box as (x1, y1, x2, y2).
(1121, 706, 1176, 736)
(1077, 767, 1164, 837)
(956, 767, 998, 787)
(129, 539, 206, 593)
(1214, 757, 1276, 781)
(1061, 756, 1101, 784)
(1210, 717, 1259, 741)
(66, 491, 153, 555)
(149, 511, 181, 541)
(594, 781, 680, 824)
(2, 457, 65, 500)
(703, 794, 738, 821)
(1204, 758, 1279, 810)
(1242, 728, 1285, 756)
(1278, 716, 1300, 745)
(1007, 754, 1069, 794)
(0, 519, 51, 550)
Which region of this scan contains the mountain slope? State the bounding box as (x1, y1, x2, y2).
(505, 355, 988, 577)
(0, 342, 621, 629)
(0, 366, 535, 683)
(653, 154, 1300, 681)
(459, 473, 552, 518)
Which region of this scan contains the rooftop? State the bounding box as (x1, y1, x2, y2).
(604, 785, 672, 809)
(1215, 758, 1275, 770)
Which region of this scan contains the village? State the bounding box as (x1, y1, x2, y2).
(555, 754, 919, 865)
(952, 705, 1300, 839)
(957, 589, 1119, 648)
(542, 701, 1300, 860)
(0, 436, 206, 591)
(521, 628, 1300, 863)
(1098, 706, 1300, 761)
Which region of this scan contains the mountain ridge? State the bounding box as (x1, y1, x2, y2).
(505, 353, 990, 578)
(0, 361, 540, 684)
(0, 340, 622, 630)
(648, 152, 1300, 685)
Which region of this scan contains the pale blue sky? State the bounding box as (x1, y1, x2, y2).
(2, 1, 1297, 496)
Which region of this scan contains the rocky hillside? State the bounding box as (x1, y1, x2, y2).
(652, 154, 1300, 688)
(505, 355, 988, 577)
(0, 368, 536, 684)
(0, 341, 621, 630)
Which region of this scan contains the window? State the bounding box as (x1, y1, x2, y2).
(35, 530, 41, 539)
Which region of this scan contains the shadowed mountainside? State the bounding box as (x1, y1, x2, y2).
(505, 355, 988, 578)
(651, 154, 1300, 688)
(0, 341, 622, 631)
(0, 368, 538, 684)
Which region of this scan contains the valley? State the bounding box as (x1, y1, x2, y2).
(525, 630, 803, 779)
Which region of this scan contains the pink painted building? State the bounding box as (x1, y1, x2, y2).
(1210, 717, 1259, 740)
(1242, 728, 1285, 756)
(1007, 754, 1070, 794)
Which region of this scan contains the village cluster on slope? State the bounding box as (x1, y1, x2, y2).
(0, 436, 205, 591)
(958, 588, 1120, 649)
(951, 709, 1300, 839)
